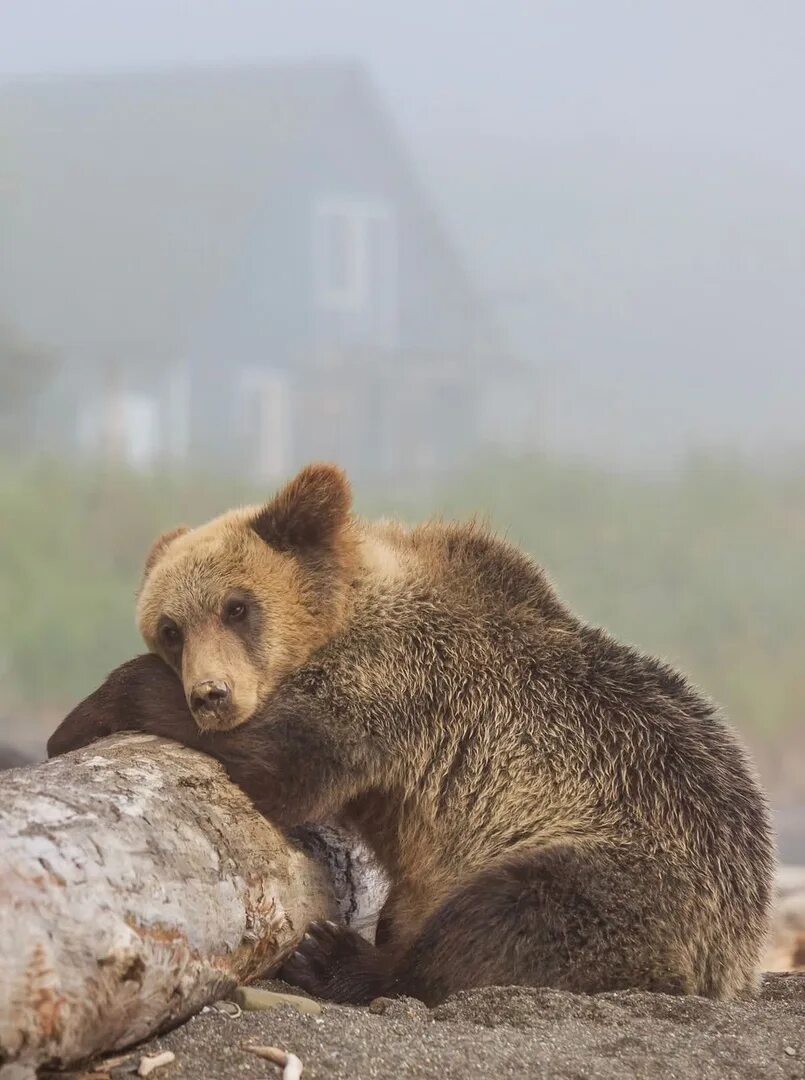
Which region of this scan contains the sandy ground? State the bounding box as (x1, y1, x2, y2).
(46, 973, 805, 1080)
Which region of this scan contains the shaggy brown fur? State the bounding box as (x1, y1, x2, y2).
(48, 463, 776, 1006)
(133, 464, 358, 730)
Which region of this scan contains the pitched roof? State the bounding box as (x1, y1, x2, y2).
(2, 61, 474, 374)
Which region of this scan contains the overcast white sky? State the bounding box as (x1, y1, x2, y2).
(2, 1, 805, 173)
(3, 1, 805, 462)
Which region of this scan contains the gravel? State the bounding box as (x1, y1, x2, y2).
(57, 973, 805, 1080)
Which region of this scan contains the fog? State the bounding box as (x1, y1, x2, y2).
(3, 1, 805, 463)
(0, 3, 803, 816)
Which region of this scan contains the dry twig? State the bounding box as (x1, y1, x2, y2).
(243, 1044, 303, 1079)
(137, 1051, 176, 1076)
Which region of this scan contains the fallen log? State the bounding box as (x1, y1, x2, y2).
(0, 734, 386, 1071)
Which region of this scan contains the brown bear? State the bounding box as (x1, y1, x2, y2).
(48, 463, 776, 1006)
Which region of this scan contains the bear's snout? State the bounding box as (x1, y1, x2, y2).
(190, 678, 232, 716)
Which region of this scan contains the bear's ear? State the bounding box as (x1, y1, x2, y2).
(251, 463, 352, 552)
(142, 526, 190, 579)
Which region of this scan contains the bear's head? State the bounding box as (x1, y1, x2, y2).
(136, 463, 354, 731)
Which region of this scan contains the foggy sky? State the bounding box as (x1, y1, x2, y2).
(3, 1, 804, 464)
(4, 2, 804, 170)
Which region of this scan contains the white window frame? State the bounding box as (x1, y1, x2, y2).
(78, 389, 159, 471)
(239, 366, 291, 482)
(165, 359, 191, 464)
(312, 197, 397, 314)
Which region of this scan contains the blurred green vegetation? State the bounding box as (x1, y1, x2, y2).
(1, 455, 803, 751)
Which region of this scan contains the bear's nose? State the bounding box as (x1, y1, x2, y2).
(190, 680, 232, 712)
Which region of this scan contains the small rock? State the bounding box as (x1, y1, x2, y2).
(233, 986, 323, 1015)
(784, 1045, 797, 1057)
(212, 1000, 243, 1019)
(368, 996, 394, 1015)
(367, 995, 428, 1021)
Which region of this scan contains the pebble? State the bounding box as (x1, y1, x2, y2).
(367, 995, 429, 1021)
(233, 987, 323, 1015)
(368, 997, 394, 1015)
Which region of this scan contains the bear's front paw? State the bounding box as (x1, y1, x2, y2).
(48, 655, 189, 758)
(281, 920, 394, 1005)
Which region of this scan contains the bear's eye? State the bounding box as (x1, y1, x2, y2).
(224, 599, 248, 623)
(159, 621, 182, 648)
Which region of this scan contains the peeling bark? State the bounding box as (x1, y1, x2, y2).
(0, 734, 386, 1070)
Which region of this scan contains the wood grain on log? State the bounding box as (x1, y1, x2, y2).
(0, 734, 364, 1070)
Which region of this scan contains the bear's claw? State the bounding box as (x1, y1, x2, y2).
(280, 920, 389, 1003)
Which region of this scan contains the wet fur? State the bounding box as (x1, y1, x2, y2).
(49, 464, 776, 1006)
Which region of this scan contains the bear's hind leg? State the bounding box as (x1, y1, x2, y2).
(282, 842, 693, 1005)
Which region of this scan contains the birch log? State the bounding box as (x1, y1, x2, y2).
(0, 734, 386, 1070)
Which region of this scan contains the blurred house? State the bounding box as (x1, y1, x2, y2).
(0, 63, 510, 480)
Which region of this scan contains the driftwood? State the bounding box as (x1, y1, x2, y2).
(2, 729, 798, 1073)
(764, 865, 805, 972)
(0, 734, 386, 1070)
